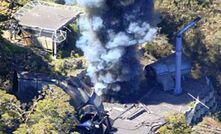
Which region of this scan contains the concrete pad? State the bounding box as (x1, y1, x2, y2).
(104, 77, 212, 133)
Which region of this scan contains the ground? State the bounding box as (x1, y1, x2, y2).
(103, 75, 216, 133)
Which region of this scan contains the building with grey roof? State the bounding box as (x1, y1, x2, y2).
(13, 1, 82, 57)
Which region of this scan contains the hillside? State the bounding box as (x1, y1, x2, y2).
(154, 0, 221, 104)
(0, 0, 221, 133)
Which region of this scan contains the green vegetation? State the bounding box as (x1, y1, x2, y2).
(15, 0, 30, 5)
(0, 0, 84, 133)
(0, 1, 10, 15)
(1, 41, 28, 54)
(192, 117, 221, 133)
(0, 89, 22, 133)
(155, 0, 221, 79)
(153, 0, 221, 129)
(0, 0, 220, 133)
(51, 57, 86, 76)
(143, 35, 173, 59)
(0, 40, 52, 90)
(159, 114, 192, 134)
(1, 85, 77, 134)
(14, 85, 78, 134)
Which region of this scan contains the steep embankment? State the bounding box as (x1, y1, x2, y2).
(0, 39, 51, 90)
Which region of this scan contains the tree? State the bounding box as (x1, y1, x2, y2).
(0, 1, 11, 22)
(0, 89, 22, 133)
(14, 0, 30, 5)
(143, 35, 173, 59)
(13, 85, 78, 134)
(158, 114, 192, 134)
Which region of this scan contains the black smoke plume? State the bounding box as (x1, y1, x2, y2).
(76, 0, 156, 100)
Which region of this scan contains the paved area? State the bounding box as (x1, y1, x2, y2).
(104, 102, 166, 134)
(104, 77, 211, 134)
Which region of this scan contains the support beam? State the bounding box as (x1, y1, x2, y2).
(53, 31, 57, 58)
(53, 41, 57, 58)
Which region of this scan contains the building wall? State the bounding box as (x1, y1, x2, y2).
(36, 36, 53, 51)
(185, 77, 218, 125)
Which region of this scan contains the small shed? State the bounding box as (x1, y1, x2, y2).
(12, 1, 82, 57)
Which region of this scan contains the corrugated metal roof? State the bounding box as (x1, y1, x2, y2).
(13, 1, 83, 31)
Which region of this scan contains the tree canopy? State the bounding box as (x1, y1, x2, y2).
(13, 85, 78, 134)
(0, 85, 78, 134)
(0, 89, 22, 133)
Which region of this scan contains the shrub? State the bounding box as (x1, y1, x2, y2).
(143, 35, 173, 59)
(13, 85, 78, 134)
(0, 89, 22, 133)
(158, 114, 192, 134)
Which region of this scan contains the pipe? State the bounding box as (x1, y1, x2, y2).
(174, 16, 202, 95)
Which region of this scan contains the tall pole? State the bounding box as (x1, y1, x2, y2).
(174, 35, 182, 95)
(174, 16, 202, 95)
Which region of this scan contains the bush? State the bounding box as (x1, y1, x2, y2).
(13, 85, 78, 134)
(143, 35, 173, 59)
(158, 114, 192, 134)
(0, 89, 22, 133)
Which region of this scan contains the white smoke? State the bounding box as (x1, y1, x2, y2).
(92, 17, 104, 31)
(128, 22, 157, 43)
(95, 82, 107, 96)
(101, 48, 125, 63)
(76, 0, 157, 97)
(106, 31, 137, 48)
(76, 0, 106, 8)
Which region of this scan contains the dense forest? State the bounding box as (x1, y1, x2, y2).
(0, 0, 221, 133)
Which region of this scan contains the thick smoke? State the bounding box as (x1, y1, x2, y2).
(76, 0, 157, 97)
